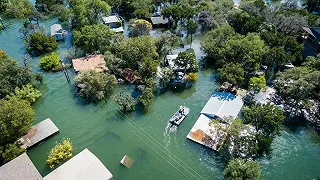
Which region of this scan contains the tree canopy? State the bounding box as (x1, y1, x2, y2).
(40, 52, 62, 71)
(224, 158, 260, 180)
(27, 33, 58, 55)
(218, 63, 245, 87)
(129, 19, 152, 37)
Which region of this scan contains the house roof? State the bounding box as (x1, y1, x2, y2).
(43, 149, 113, 180)
(150, 16, 169, 25)
(18, 118, 59, 149)
(200, 92, 243, 120)
(72, 54, 108, 73)
(50, 24, 62, 36)
(303, 27, 320, 39)
(0, 153, 43, 180)
(102, 16, 121, 24)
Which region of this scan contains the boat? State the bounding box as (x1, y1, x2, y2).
(169, 106, 190, 126)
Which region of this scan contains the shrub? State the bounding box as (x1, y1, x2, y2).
(7, 84, 42, 104)
(46, 138, 73, 168)
(40, 52, 62, 71)
(27, 33, 58, 55)
(248, 76, 267, 93)
(112, 93, 136, 112)
(185, 73, 198, 82)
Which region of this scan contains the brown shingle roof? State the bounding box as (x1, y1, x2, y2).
(72, 54, 108, 73)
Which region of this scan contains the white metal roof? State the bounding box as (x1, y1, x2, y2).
(44, 149, 113, 180)
(50, 24, 62, 36)
(0, 153, 43, 180)
(200, 92, 243, 120)
(102, 16, 120, 24)
(150, 16, 169, 25)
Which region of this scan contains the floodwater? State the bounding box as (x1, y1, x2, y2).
(0, 1, 319, 179)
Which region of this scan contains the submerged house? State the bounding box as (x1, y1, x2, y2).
(18, 118, 59, 149)
(187, 92, 244, 151)
(50, 24, 66, 41)
(0, 153, 43, 180)
(72, 54, 108, 73)
(302, 27, 320, 56)
(150, 16, 169, 27)
(102, 15, 124, 33)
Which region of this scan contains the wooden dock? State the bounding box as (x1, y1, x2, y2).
(18, 118, 59, 149)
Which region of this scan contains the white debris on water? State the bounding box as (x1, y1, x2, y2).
(163, 123, 177, 148)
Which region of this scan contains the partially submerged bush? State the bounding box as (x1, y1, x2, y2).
(7, 84, 42, 104)
(40, 52, 62, 71)
(46, 138, 73, 168)
(112, 92, 136, 112)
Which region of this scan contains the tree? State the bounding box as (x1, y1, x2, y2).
(27, 33, 58, 55)
(112, 36, 158, 70)
(73, 24, 114, 53)
(0, 144, 26, 163)
(242, 103, 285, 137)
(303, 0, 320, 13)
(7, 84, 42, 104)
(0, 98, 35, 146)
(104, 51, 125, 74)
(46, 138, 73, 168)
(112, 92, 136, 112)
(173, 51, 198, 75)
(35, 0, 64, 13)
(186, 19, 198, 44)
(0, 0, 8, 13)
(129, 19, 152, 37)
(248, 76, 266, 93)
(75, 70, 117, 101)
(71, 0, 111, 29)
(0, 50, 43, 99)
(155, 31, 180, 58)
(228, 10, 263, 35)
(224, 158, 260, 180)
(302, 55, 320, 70)
(274, 67, 315, 115)
(218, 63, 244, 87)
(4, 0, 34, 18)
(138, 57, 159, 79)
(40, 52, 62, 71)
(137, 78, 156, 107)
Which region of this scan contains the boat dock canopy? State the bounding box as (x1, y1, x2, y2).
(150, 16, 168, 25)
(72, 54, 108, 73)
(44, 149, 113, 180)
(200, 92, 243, 120)
(18, 118, 59, 149)
(0, 153, 43, 180)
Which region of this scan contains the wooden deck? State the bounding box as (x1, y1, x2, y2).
(18, 118, 59, 149)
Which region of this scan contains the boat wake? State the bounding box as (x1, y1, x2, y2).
(163, 123, 177, 148)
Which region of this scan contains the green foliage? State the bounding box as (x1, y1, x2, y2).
(228, 10, 263, 35)
(46, 138, 73, 168)
(0, 143, 26, 163)
(112, 36, 158, 70)
(274, 67, 319, 115)
(73, 24, 114, 53)
(129, 19, 152, 37)
(186, 19, 198, 43)
(4, 0, 34, 18)
(138, 57, 159, 79)
(185, 73, 198, 82)
(0, 97, 35, 146)
(112, 93, 136, 112)
(133, 8, 151, 19)
(248, 76, 266, 93)
(159, 67, 173, 88)
(162, 4, 195, 26)
(27, 33, 58, 55)
(40, 52, 62, 71)
(302, 55, 320, 70)
(242, 103, 285, 137)
(0, 50, 43, 99)
(303, 0, 320, 13)
(137, 78, 156, 107)
(155, 31, 180, 57)
(7, 84, 42, 104)
(75, 70, 117, 101)
(70, 0, 111, 29)
(218, 63, 244, 87)
(224, 158, 260, 180)
(174, 51, 198, 74)
(36, 0, 64, 12)
(104, 51, 125, 74)
(0, 0, 8, 13)
(201, 26, 266, 77)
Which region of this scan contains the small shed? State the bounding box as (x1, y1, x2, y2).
(102, 15, 124, 33)
(43, 149, 113, 180)
(0, 153, 43, 180)
(120, 155, 134, 168)
(122, 68, 141, 84)
(18, 118, 59, 149)
(150, 16, 169, 26)
(50, 24, 66, 41)
(72, 54, 108, 73)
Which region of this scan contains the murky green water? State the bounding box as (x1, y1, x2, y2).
(1, 2, 320, 179)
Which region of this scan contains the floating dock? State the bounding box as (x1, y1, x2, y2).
(44, 149, 113, 180)
(18, 118, 59, 149)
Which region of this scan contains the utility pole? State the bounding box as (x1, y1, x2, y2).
(60, 60, 71, 84)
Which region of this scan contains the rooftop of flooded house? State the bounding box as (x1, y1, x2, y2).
(72, 54, 108, 73)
